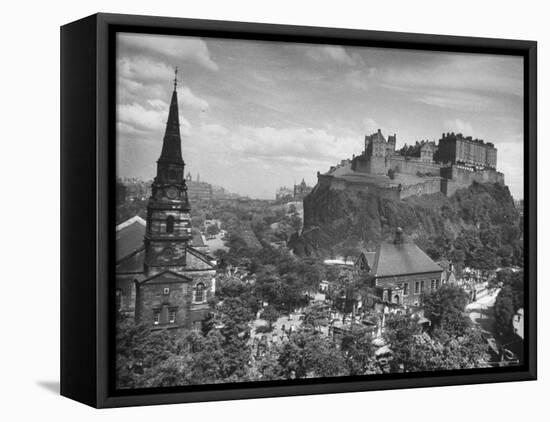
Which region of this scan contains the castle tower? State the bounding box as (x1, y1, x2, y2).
(144, 69, 192, 276)
(365, 129, 388, 174)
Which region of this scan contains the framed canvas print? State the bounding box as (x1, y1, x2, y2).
(60, 13, 537, 408)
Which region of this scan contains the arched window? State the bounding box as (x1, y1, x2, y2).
(194, 283, 205, 303)
(166, 216, 175, 233)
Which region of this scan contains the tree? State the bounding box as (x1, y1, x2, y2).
(328, 270, 374, 321)
(206, 224, 220, 236)
(384, 314, 488, 373)
(340, 324, 377, 375)
(422, 284, 471, 337)
(290, 214, 302, 232)
(494, 286, 515, 336)
(278, 330, 348, 379)
(143, 330, 226, 387)
(260, 305, 280, 330)
(383, 313, 421, 373)
(248, 347, 284, 381)
(115, 316, 183, 389)
(401, 328, 488, 372)
(433, 328, 489, 369)
(301, 303, 329, 332)
(216, 297, 255, 379)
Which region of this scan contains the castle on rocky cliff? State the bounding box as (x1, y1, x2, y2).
(314, 129, 504, 200)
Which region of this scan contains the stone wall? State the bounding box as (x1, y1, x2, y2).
(442, 165, 504, 185)
(351, 154, 386, 174)
(136, 271, 214, 330)
(398, 178, 442, 199)
(145, 239, 189, 275)
(317, 156, 504, 203)
(387, 155, 441, 176)
(351, 155, 369, 173)
(146, 209, 191, 239)
(376, 270, 444, 307)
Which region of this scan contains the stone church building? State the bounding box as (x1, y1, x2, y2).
(116, 74, 216, 331)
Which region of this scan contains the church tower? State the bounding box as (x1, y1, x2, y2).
(144, 69, 192, 276)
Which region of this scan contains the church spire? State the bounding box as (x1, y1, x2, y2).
(158, 67, 183, 165)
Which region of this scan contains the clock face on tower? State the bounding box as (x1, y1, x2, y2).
(166, 187, 178, 199)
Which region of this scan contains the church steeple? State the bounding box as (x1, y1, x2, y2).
(145, 69, 192, 276)
(158, 67, 183, 165)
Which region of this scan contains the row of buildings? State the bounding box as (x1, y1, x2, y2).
(117, 172, 239, 209)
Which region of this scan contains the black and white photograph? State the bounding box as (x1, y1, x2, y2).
(114, 32, 526, 390)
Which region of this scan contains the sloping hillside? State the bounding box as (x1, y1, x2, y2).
(293, 182, 522, 270)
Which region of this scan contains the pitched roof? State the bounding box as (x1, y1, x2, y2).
(364, 251, 376, 265)
(372, 241, 443, 277)
(139, 270, 192, 285)
(116, 216, 146, 262)
(185, 246, 217, 269)
(116, 249, 145, 274)
(115, 216, 216, 273)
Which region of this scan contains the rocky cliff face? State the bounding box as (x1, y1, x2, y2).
(293, 181, 522, 269)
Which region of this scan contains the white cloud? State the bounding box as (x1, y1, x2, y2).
(443, 119, 474, 135)
(201, 122, 230, 136)
(362, 117, 381, 134)
(416, 91, 494, 111)
(307, 45, 364, 66)
(118, 103, 166, 133)
(178, 86, 209, 111)
(118, 56, 173, 82)
(497, 139, 524, 199)
(118, 33, 219, 71)
(117, 102, 191, 137)
(344, 68, 376, 91)
(117, 56, 210, 112)
(383, 55, 523, 97)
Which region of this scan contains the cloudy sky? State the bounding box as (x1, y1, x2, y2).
(116, 33, 524, 199)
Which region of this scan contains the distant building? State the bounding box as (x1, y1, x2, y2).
(275, 181, 312, 202)
(276, 186, 294, 201)
(293, 179, 312, 201)
(185, 172, 213, 204)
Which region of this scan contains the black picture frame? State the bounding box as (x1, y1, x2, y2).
(60, 12, 537, 408)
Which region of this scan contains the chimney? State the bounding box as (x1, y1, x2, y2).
(394, 227, 404, 244)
